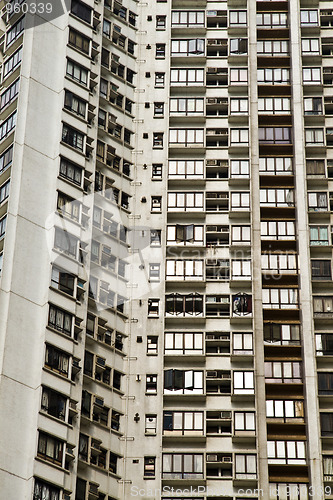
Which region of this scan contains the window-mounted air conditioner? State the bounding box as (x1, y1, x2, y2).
(207, 454, 218, 462)
(94, 396, 104, 406)
(207, 370, 218, 378)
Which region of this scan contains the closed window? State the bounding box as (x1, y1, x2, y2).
(311, 260, 332, 280)
(233, 371, 254, 394)
(265, 361, 302, 383)
(258, 97, 291, 114)
(167, 192, 204, 212)
(234, 412, 255, 432)
(235, 454, 257, 480)
(45, 344, 69, 376)
(318, 372, 333, 394)
(54, 227, 78, 258)
(270, 483, 309, 500)
(0, 112, 17, 141)
(267, 441, 306, 465)
(64, 90, 86, 118)
(163, 411, 204, 434)
(301, 10, 318, 26)
(149, 263, 160, 281)
(156, 44, 166, 58)
(166, 260, 203, 280)
(144, 457, 156, 477)
(154, 102, 164, 117)
(0, 180, 10, 204)
(172, 11, 205, 27)
(230, 68, 248, 84)
(258, 68, 290, 84)
(233, 333, 253, 354)
(0, 78, 19, 111)
(257, 40, 288, 55)
(164, 332, 203, 355)
(262, 253, 297, 273)
(308, 192, 328, 210)
(37, 432, 63, 466)
(6, 17, 24, 47)
(33, 479, 60, 500)
(259, 157, 293, 174)
(304, 97, 323, 115)
(51, 266, 75, 296)
(316, 334, 333, 355)
(259, 127, 291, 144)
(151, 196, 162, 212)
(324, 457, 333, 481)
(162, 453, 204, 479)
(150, 230, 161, 246)
(169, 128, 204, 146)
(230, 159, 250, 178)
(3, 46, 22, 79)
(155, 72, 165, 87)
(231, 225, 251, 244)
(305, 128, 324, 144)
(230, 128, 249, 144)
(168, 160, 204, 179)
(0, 215, 8, 238)
(71, 0, 92, 23)
(66, 59, 88, 86)
(57, 192, 80, 221)
(230, 98, 248, 114)
(313, 296, 333, 313)
(59, 157, 82, 186)
(302, 38, 320, 54)
(230, 192, 250, 210)
(229, 11, 247, 26)
(261, 221, 295, 240)
(62, 124, 84, 151)
(171, 68, 204, 86)
(266, 399, 304, 420)
(231, 260, 251, 279)
(48, 304, 73, 336)
(41, 386, 66, 421)
(262, 288, 298, 309)
(260, 188, 294, 207)
(321, 413, 333, 435)
(303, 67, 321, 84)
(165, 293, 203, 317)
(170, 98, 204, 116)
(69, 28, 90, 54)
(257, 12, 287, 28)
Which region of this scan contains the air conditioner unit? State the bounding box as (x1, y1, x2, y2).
(206, 159, 218, 166)
(222, 456, 232, 463)
(206, 334, 216, 339)
(221, 372, 231, 379)
(207, 259, 218, 265)
(96, 357, 106, 367)
(220, 227, 229, 232)
(221, 411, 232, 419)
(207, 98, 218, 104)
(207, 454, 218, 462)
(207, 10, 217, 17)
(208, 39, 217, 45)
(217, 193, 228, 199)
(207, 370, 218, 378)
(207, 67, 218, 73)
(94, 396, 104, 406)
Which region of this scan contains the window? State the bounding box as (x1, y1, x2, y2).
(64, 90, 86, 118)
(261, 221, 295, 241)
(171, 11, 205, 27)
(234, 412, 255, 432)
(167, 224, 204, 245)
(162, 453, 204, 479)
(257, 12, 287, 28)
(48, 304, 73, 336)
(109, 452, 119, 475)
(150, 229, 161, 246)
(0, 180, 10, 204)
(45, 344, 69, 377)
(0, 253, 2, 276)
(155, 72, 165, 87)
(169, 160, 204, 179)
(62, 124, 84, 151)
(164, 332, 203, 355)
(170, 98, 204, 116)
(316, 334, 333, 355)
(304, 97, 322, 115)
(235, 454, 257, 480)
(171, 68, 204, 86)
(259, 127, 291, 144)
(308, 192, 328, 211)
(156, 43, 166, 58)
(260, 157, 293, 175)
(71, 0, 92, 24)
(260, 188, 294, 207)
(164, 369, 204, 394)
(318, 372, 333, 394)
(169, 128, 204, 147)
(306, 159, 325, 175)
(303, 67, 321, 84)
(233, 333, 253, 354)
(311, 260, 332, 280)
(33, 478, 60, 500)
(152, 164, 162, 179)
(54, 227, 78, 258)
(145, 415, 157, 434)
(154, 102, 164, 117)
(230, 192, 250, 210)
(231, 260, 251, 280)
(168, 192, 204, 212)
(57, 192, 80, 221)
(230, 11, 247, 26)
(232, 293, 252, 316)
(146, 374, 157, 394)
(265, 361, 302, 383)
(257, 40, 289, 56)
(103, 19, 111, 37)
(69, 28, 90, 54)
(51, 266, 75, 296)
(151, 196, 162, 212)
(41, 386, 66, 421)
(314, 296, 333, 314)
(3, 46, 23, 79)
(165, 293, 203, 317)
(258, 68, 290, 85)
(264, 323, 301, 345)
(230, 128, 249, 145)
(171, 39, 205, 56)
(66, 59, 88, 86)
(148, 298, 159, 316)
(144, 457, 156, 477)
(37, 432, 63, 466)
(163, 411, 204, 434)
(0, 78, 19, 111)
(233, 371, 254, 394)
(0, 112, 16, 141)
(267, 441, 306, 465)
(147, 336, 158, 354)
(166, 260, 203, 281)
(149, 263, 160, 281)
(0, 215, 7, 238)
(324, 456, 333, 481)
(321, 413, 333, 435)
(266, 400, 304, 421)
(258, 97, 290, 114)
(230, 38, 248, 54)
(301, 9, 318, 25)
(6, 17, 24, 47)
(305, 128, 324, 144)
(302, 38, 320, 55)
(156, 15, 166, 29)
(230, 68, 248, 84)
(230, 159, 249, 178)
(262, 288, 298, 309)
(230, 98, 248, 114)
(153, 132, 163, 148)
(59, 157, 82, 186)
(231, 225, 251, 244)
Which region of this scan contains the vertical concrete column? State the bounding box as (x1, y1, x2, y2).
(248, 1, 269, 494)
(289, 0, 324, 494)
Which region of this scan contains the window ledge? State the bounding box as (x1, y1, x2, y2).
(58, 174, 84, 192)
(43, 366, 73, 383)
(49, 285, 77, 303)
(39, 410, 73, 429)
(60, 140, 86, 158)
(35, 456, 70, 474)
(63, 107, 89, 126)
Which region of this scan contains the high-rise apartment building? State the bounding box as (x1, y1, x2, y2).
(0, 0, 333, 498)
